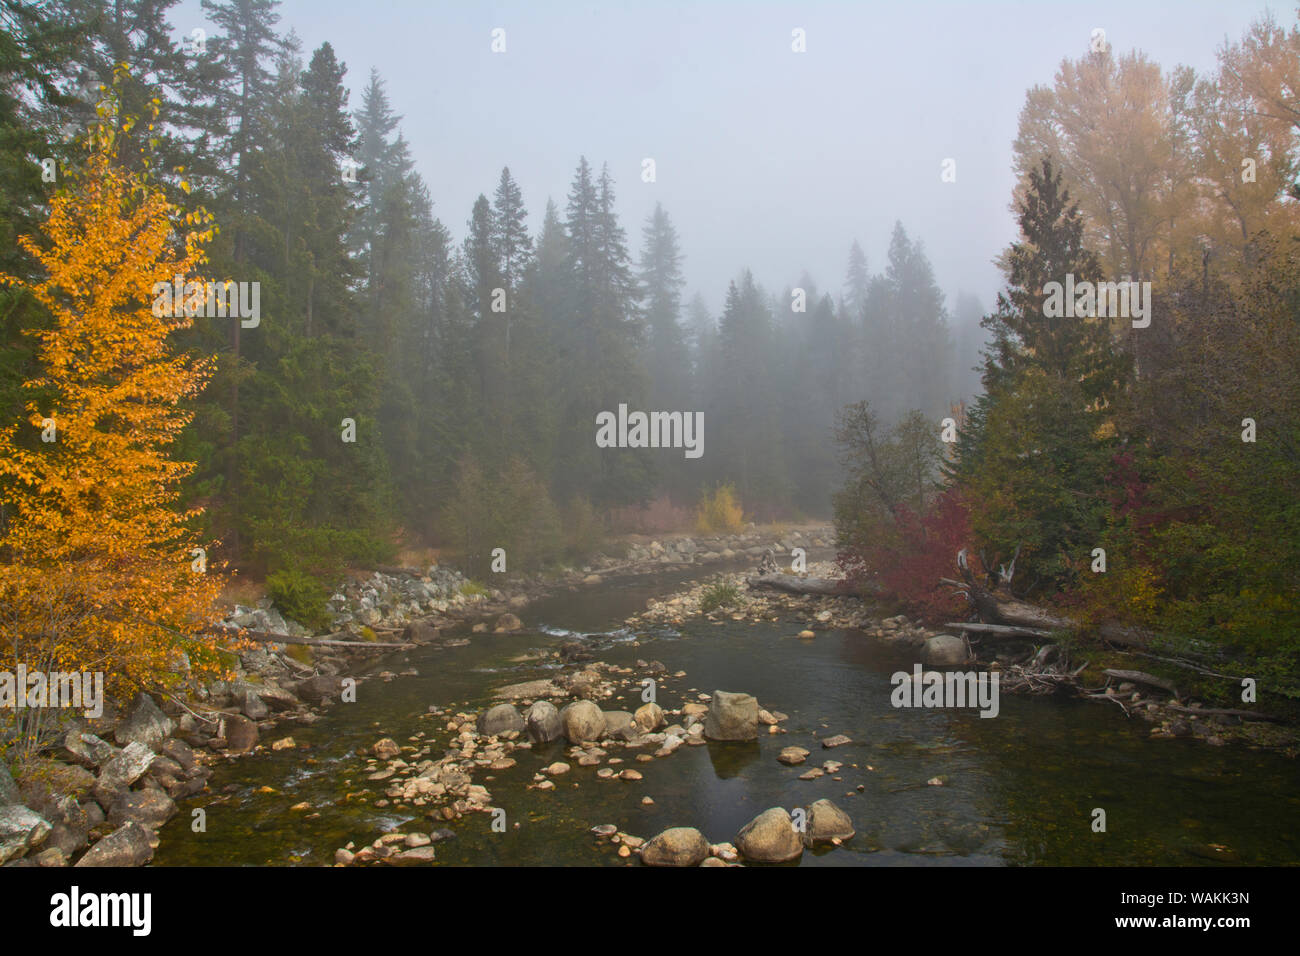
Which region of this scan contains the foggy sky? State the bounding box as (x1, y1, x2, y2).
(175, 0, 1277, 319)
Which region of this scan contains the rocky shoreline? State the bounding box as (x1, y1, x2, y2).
(0, 525, 831, 867)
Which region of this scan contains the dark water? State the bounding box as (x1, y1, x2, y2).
(154, 566, 1300, 866)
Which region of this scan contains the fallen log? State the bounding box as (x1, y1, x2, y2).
(1103, 668, 1179, 697)
(1163, 704, 1280, 723)
(206, 623, 413, 649)
(745, 574, 853, 596)
(945, 621, 1053, 639)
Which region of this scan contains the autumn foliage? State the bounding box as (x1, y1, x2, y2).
(0, 83, 224, 750)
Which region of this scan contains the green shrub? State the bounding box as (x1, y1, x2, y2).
(700, 581, 741, 613)
(266, 568, 334, 633)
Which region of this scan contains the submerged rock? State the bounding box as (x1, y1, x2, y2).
(525, 701, 564, 743)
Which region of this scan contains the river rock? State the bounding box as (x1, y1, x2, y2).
(241, 691, 269, 721)
(63, 731, 120, 769)
(560, 701, 607, 743)
(803, 798, 855, 846)
(736, 807, 803, 863)
(641, 827, 710, 867)
(922, 634, 968, 667)
(778, 746, 809, 765)
(95, 742, 156, 798)
(219, 713, 259, 753)
(107, 789, 177, 829)
(634, 702, 665, 732)
(703, 690, 759, 740)
(495, 613, 523, 633)
(525, 701, 564, 743)
(476, 703, 525, 736)
(160, 738, 197, 773)
(602, 711, 637, 740)
(74, 822, 155, 867)
(114, 693, 175, 751)
(403, 620, 441, 644)
(495, 678, 563, 700)
(0, 805, 50, 863)
(372, 737, 401, 760)
(294, 674, 345, 703)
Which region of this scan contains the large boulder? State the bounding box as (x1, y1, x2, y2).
(219, 713, 259, 753)
(476, 703, 525, 736)
(74, 822, 155, 867)
(0, 804, 50, 864)
(922, 635, 968, 667)
(560, 701, 606, 743)
(63, 730, 121, 769)
(641, 827, 710, 867)
(524, 701, 564, 744)
(703, 690, 759, 741)
(94, 742, 156, 799)
(494, 613, 523, 633)
(803, 798, 855, 846)
(107, 789, 177, 829)
(294, 674, 345, 703)
(634, 702, 664, 732)
(736, 807, 803, 863)
(601, 711, 637, 741)
(114, 693, 175, 751)
(403, 620, 441, 644)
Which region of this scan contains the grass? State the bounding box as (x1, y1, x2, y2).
(700, 581, 742, 613)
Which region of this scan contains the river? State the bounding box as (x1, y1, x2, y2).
(154, 561, 1300, 866)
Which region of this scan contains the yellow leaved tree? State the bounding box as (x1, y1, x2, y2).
(0, 79, 224, 754)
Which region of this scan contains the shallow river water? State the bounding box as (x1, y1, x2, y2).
(154, 564, 1300, 866)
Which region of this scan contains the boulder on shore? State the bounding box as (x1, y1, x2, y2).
(922, 634, 968, 667)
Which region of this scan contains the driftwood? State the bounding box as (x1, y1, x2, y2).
(1103, 668, 1179, 697)
(944, 621, 1053, 639)
(206, 623, 413, 649)
(746, 574, 852, 596)
(1163, 704, 1280, 723)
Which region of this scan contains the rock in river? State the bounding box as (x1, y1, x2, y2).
(641, 827, 710, 867)
(477, 703, 525, 736)
(560, 700, 607, 743)
(525, 701, 564, 744)
(803, 798, 855, 846)
(703, 690, 758, 741)
(736, 807, 803, 863)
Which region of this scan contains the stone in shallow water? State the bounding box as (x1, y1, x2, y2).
(641, 827, 710, 867)
(821, 734, 851, 748)
(778, 746, 809, 765)
(735, 808, 803, 863)
(803, 798, 855, 846)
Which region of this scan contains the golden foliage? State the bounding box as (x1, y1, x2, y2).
(0, 79, 224, 738)
(695, 483, 745, 535)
